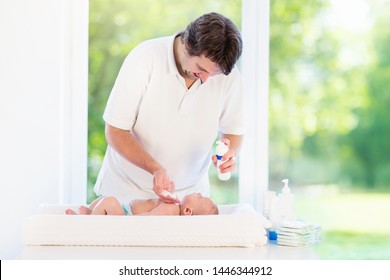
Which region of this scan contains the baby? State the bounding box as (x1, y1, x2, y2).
(65, 193, 218, 216)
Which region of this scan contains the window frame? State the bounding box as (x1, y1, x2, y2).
(61, 0, 89, 204)
(239, 0, 270, 211)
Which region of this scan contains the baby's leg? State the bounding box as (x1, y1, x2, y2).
(64, 197, 112, 215)
(91, 196, 125, 215)
(79, 206, 92, 215)
(88, 197, 105, 210)
(75, 197, 105, 214)
(65, 208, 90, 215)
(65, 209, 77, 215)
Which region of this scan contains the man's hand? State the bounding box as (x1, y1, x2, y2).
(153, 169, 180, 203)
(212, 138, 237, 174)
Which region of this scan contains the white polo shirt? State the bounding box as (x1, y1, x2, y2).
(94, 33, 245, 203)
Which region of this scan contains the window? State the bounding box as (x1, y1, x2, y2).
(269, 0, 390, 259)
(88, 0, 243, 204)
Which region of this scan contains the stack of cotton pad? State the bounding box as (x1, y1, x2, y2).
(277, 220, 321, 247)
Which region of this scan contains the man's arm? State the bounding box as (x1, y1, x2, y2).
(105, 124, 174, 198)
(105, 123, 162, 174)
(221, 133, 243, 157)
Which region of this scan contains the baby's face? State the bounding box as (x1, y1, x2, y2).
(181, 193, 218, 215)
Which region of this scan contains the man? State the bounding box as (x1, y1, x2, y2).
(94, 12, 244, 203)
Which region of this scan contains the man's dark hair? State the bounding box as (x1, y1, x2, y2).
(181, 12, 242, 75)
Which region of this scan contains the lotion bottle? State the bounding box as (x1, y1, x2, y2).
(215, 140, 231, 181)
(278, 179, 295, 221)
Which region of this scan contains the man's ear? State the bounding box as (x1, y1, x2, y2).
(183, 207, 193, 216)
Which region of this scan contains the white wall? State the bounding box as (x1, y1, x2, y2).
(0, 0, 88, 259)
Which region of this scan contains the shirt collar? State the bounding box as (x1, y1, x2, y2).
(166, 30, 184, 75)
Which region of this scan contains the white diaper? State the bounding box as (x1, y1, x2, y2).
(121, 202, 133, 215)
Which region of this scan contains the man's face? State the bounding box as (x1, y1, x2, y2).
(182, 52, 222, 83)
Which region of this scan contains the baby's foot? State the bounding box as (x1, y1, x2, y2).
(79, 206, 92, 215)
(65, 209, 77, 215)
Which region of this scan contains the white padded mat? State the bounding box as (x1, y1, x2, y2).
(22, 204, 271, 247)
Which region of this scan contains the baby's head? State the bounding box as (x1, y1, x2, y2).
(179, 193, 219, 215)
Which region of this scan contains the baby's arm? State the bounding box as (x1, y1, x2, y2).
(136, 203, 179, 216)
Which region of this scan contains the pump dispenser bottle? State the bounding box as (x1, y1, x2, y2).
(215, 140, 231, 181)
(279, 179, 294, 221)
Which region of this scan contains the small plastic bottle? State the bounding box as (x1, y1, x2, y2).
(278, 179, 295, 221)
(268, 193, 280, 241)
(263, 191, 276, 219)
(215, 140, 231, 181)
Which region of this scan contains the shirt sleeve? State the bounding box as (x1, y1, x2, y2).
(219, 67, 246, 135)
(103, 44, 151, 130)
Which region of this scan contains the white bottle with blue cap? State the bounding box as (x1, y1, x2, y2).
(215, 140, 231, 181)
